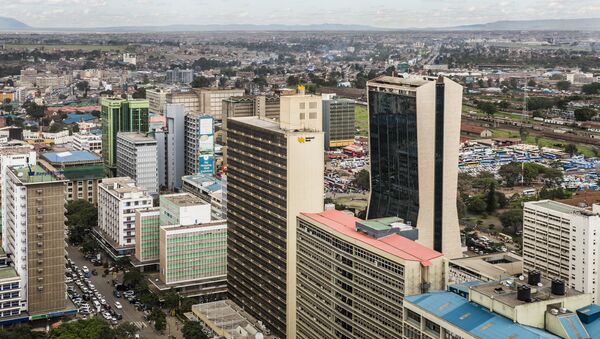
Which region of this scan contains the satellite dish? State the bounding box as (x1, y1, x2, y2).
(519, 275, 525, 281)
(538, 283, 543, 287)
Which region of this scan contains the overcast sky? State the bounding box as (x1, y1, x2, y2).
(7, 0, 600, 28)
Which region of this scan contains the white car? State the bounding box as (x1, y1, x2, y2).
(114, 301, 122, 309)
(102, 312, 112, 320)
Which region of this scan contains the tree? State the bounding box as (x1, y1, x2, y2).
(192, 76, 212, 88)
(154, 317, 166, 333)
(499, 209, 523, 235)
(182, 321, 208, 339)
(477, 102, 497, 116)
(527, 79, 537, 87)
(574, 108, 597, 122)
(113, 322, 139, 339)
(582, 82, 600, 95)
(498, 162, 521, 187)
(556, 81, 571, 91)
(542, 167, 563, 188)
(162, 290, 181, 313)
(25, 102, 45, 119)
(132, 87, 146, 99)
(286, 75, 300, 87)
(0, 325, 45, 339)
(49, 317, 112, 339)
(519, 127, 529, 142)
(66, 200, 98, 245)
(123, 269, 144, 288)
(353, 169, 370, 191)
(76, 81, 89, 92)
(564, 143, 578, 156)
(49, 122, 64, 133)
(486, 182, 498, 213)
(149, 307, 167, 333)
(466, 196, 487, 214)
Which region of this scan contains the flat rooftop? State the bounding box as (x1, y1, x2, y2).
(471, 277, 583, 308)
(368, 75, 437, 88)
(100, 177, 147, 194)
(0, 146, 33, 156)
(192, 300, 274, 339)
(229, 116, 283, 133)
(358, 217, 404, 231)
(161, 220, 226, 233)
(526, 200, 582, 214)
(182, 174, 222, 193)
(301, 210, 443, 266)
(117, 132, 156, 143)
(41, 150, 102, 165)
(0, 267, 18, 280)
(450, 252, 523, 281)
(10, 165, 61, 184)
(161, 193, 206, 207)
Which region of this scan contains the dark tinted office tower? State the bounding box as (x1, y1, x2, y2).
(322, 94, 356, 150)
(367, 75, 462, 258)
(226, 92, 324, 338)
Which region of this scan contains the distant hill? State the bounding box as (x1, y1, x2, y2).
(448, 18, 600, 31)
(0, 16, 29, 29)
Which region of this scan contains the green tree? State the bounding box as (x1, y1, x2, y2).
(527, 79, 536, 87)
(66, 200, 98, 245)
(132, 87, 146, 99)
(25, 102, 45, 119)
(76, 81, 90, 92)
(192, 76, 212, 88)
(123, 269, 144, 288)
(113, 322, 139, 339)
(581, 82, 600, 95)
(574, 108, 597, 122)
(498, 162, 521, 187)
(486, 182, 498, 213)
(564, 143, 578, 156)
(499, 209, 523, 235)
(556, 81, 571, 91)
(467, 196, 487, 214)
(49, 317, 113, 339)
(353, 169, 370, 191)
(477, 102, 497, 116)
(162, 290, 181, 314)
(182, 321, 208, 339)
(0, 325, 45, 339)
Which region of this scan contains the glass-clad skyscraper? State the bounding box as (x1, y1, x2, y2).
(367, 75, 463, 258)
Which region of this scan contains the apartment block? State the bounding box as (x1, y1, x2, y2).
(184, 114, 214, 176)
(2, 165, 67, 315)
(226, 90, 324, 338)
(322, 94, 356, 149)
(116, 132, 159, 196)
(96, 177, 153, 257)
(146, 88, 171, 115)
(72, 133, 102, 153)
(296, 210, 446, 339)
(166, 91, 199, 115)
(523, 200, 600, 303)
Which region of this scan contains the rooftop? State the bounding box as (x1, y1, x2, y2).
(100, 177, 147, 195)
(0, 267, 18, 280)
(161, 193, 206, 208)
(10, 165, 61, 184)
(525, 199, 583, 215)
(41, 151, 102, 165)
(182, 174, 222, 193)
(450, 252, 523, 281)
(405, 291, 559, 338)
(0, 145, 33, 156)
(301, 210, 443, 266)
(368, 74, 437, 89)
(117, 132, 156, 143)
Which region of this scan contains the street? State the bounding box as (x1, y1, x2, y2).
(66, 246, 182, 339)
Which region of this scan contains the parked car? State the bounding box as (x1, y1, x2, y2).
(114, 302, 122, 310)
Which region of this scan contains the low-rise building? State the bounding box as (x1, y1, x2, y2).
(116, 132, 159, 196)
(72, 133, 102, 153)
(449, 252, 523, 284)
(181, 174, 225, 217)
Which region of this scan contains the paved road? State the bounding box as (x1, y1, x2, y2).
(66, 246, 161, 338)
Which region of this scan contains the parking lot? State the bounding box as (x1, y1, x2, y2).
(66, 246, 167, 338)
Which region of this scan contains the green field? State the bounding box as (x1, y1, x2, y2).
(4, 44, 127, 52)
(355, 104, 368, 136)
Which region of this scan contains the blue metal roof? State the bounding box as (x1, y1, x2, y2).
(558, 314, 590, 339)
(63, 113, 97, 125)
(579, 305, 600, 338)
(41, 151, 101, 164)
(182, 174, 222, 193)
(405, 292, 560, 339)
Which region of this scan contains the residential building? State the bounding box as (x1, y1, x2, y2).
(0, 145, 36, 224)
(403, 277, 595, 339)
(165, 104, 185, 190)
(72, 133, 102, 153)
(184, 114, 214, 175)
(96, 177, 153, 257)
(2, 165, 67, 316)
(39, 151, 104, 205)
(116, 133, 159, 196)
(166, 68, 193, 84)
(367, 75, 463, 258)
(134, 208, 160, 265)
(0, 265, 23, 322)
(195, 88, 245, 120)
(296, 210, 447, 339)
(159, 193, 211, 226)
(146, 88, 171, 115)
(226, 89, 324, 338)
(100, 97, 149, 175)
(523, 200, 600, 303)
(322, 94, 356, 149)
(166, 91, 199, 115)
(122, 53, 136, 65)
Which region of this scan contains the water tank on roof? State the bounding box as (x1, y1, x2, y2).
(517, 285, 532, 302)
(528, 270, 541, 285)
(552, 279, 566, 296)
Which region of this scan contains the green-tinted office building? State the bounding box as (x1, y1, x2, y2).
(135, 208, 161, 264)
(101, 98, 150, 174)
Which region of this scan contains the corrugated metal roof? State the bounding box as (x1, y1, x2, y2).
(42, 151, 101, 164)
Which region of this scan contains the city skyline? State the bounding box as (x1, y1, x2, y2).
(6, 0, 600, 29)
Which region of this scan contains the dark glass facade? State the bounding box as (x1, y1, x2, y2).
(367, 90, 420, 226)
(433, 84, 445, 252)
(226, 120, 288, 339)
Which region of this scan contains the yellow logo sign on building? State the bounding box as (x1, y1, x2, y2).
(297, 136, 305, 143)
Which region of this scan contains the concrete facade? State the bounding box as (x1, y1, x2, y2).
(116, 132, 159, 196)
(165, 104, 186, 190)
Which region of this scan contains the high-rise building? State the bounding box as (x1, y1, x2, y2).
(184, 114, 214, 175)
(166, 68, 193, 85)
(39, 151, 104, 205)
(2, 165, 66, 315)
(159, 193, 211, 226)
(96, 177, 153, 257)
(322, 94, 356, 149)
(116, 132, 159, 196)
(296, 210, 447, 339)
(166, 91, 200, 115)
(523, 200, 600, 302)
(146, 88, 171, 115)
(195, 88, 245, 120)
(226, 89, 324, 338)
(367, 75, 463, 258)
(100, 97, 149, 175)
(0, 145, 36, 224)
(165, 104, 186, 190)
(222, 95, 280, 122)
